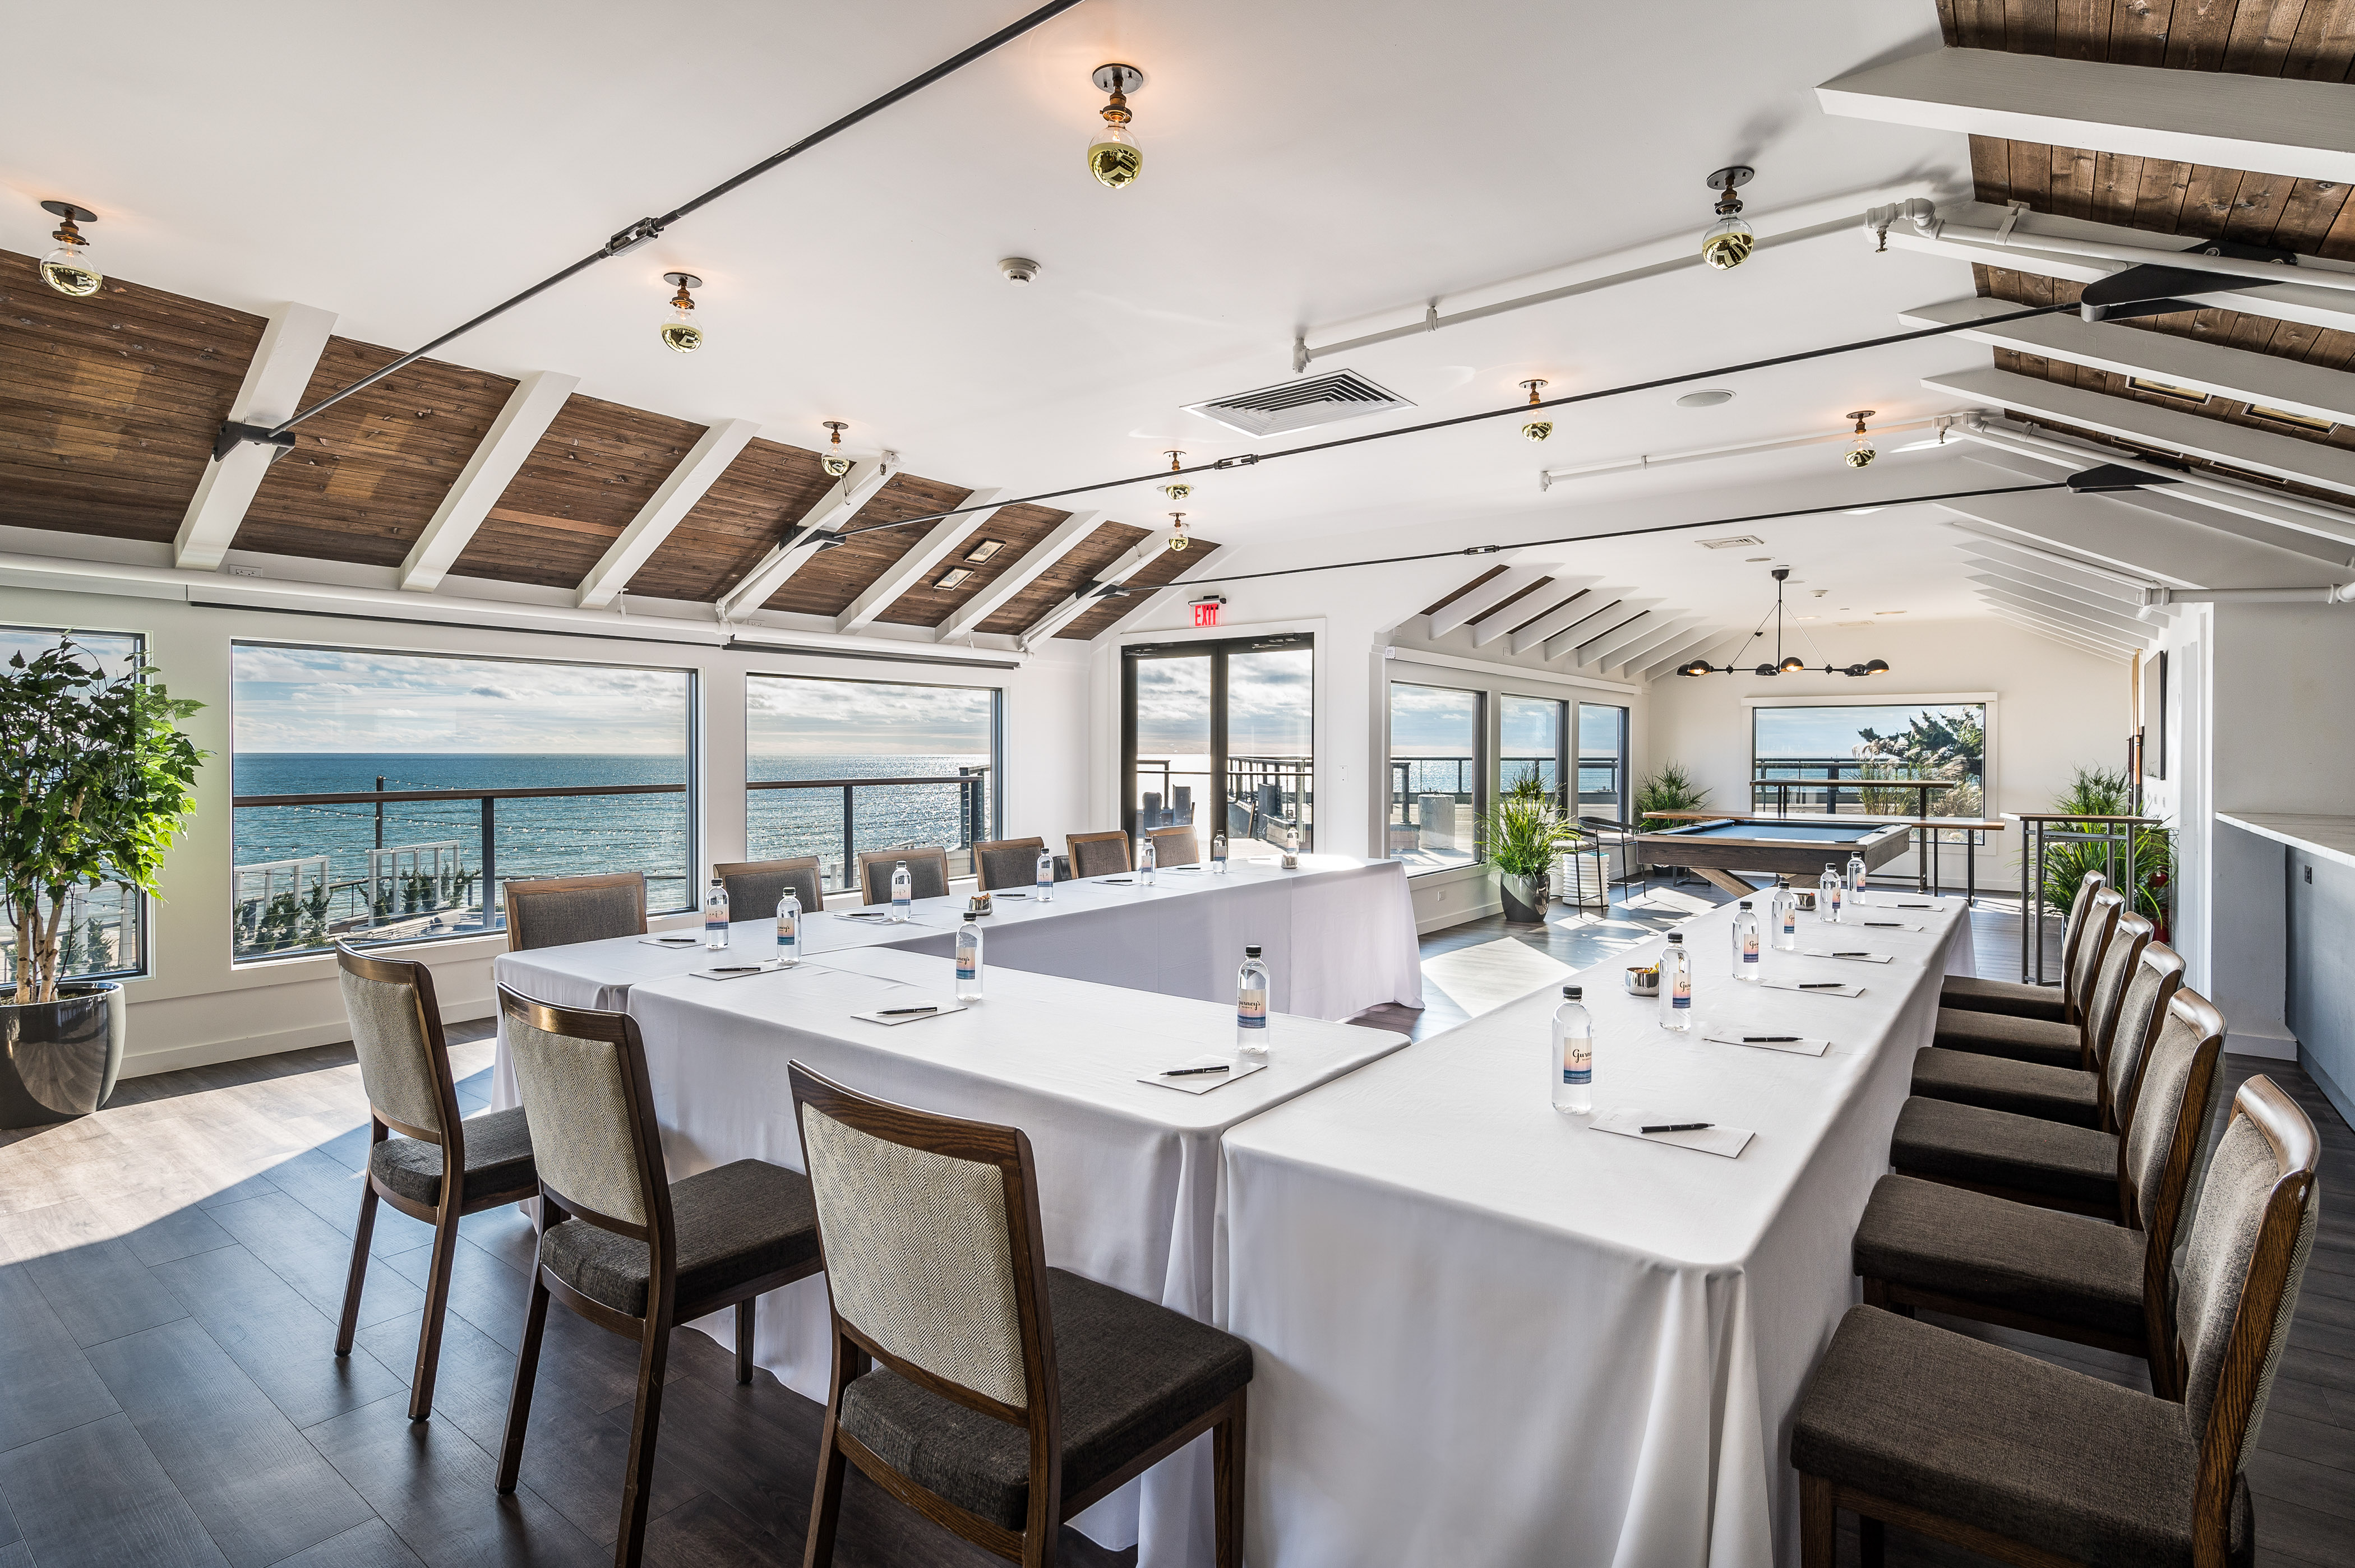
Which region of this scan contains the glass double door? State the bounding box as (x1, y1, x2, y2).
(1123, 635, 1314, 856)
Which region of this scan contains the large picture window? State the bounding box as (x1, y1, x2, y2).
(1387, 682, 1484, 873)
(230, 645, 695, 961)
(1121, 634, 1314, 856)
(1752, 702, 1986, 818)
(746, 675, 999, 891)
(3, 626, 151, 983)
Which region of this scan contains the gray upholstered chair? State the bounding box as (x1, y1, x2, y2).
(973, 836, 1050, 892)
(495, 987, 822, 1567)
(333, 945, 538, 1421)
(1909, 915, 2171, 1136)
(856, 847, 950, 904)
(715, 856, 824, 919)
(1148, 825, 1200, 867)
(1854, 987, 2225, 1395)
(1065, 830, 1130, 878)
(1940, 869, 2108, 1023)
(502, 871, 647, 951)
(1932, 901, 2148, 1072)
(1793, 1073, 2320, 1568)
(789, 1062, 1252, 1567)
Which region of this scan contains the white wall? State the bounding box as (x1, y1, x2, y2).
(2, 580, 1091, 1079)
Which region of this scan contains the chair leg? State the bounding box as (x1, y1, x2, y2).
(804, 1333, 863, 1568)
(1212, 1393, 1247, 1568)
(615, 1319, 672, 1568)
(1799, 1473, 1834, 1568)
(736, 1297, 755, 1385)
(408, 1206, 461, 1421)
(335, 1182, 378, 1357)
(497, 1272, 551, 1494)
(1860, 1514, 1886, 1568)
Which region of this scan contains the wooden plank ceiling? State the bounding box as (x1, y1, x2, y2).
(0, 249, 1209, 642)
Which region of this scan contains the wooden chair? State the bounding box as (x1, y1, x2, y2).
(495, 988, 823, 1568)
(503, 871, 647, 951)
(1065, 831, 1131, 878)
(856, 847, 950, 904)
(973, 837, 1050, 892)
(1940, 870, 2108, 1023)
(1890, 939, 2191, 1220)
(1854, 987, 2225, 1396)
(1932, 903, 2149, 1074)
(714, 856, 824, 918)
(333, 945, 539, 1421)
(1795, 1073, 2320, 1568)
(1147, 825, 1200, 867)
(789, 1062, 1252, 1568)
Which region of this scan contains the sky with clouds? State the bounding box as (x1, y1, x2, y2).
(1754, 703, 1985, 759)
(747, 675, 994, 757)
(233, 645, 691, 754)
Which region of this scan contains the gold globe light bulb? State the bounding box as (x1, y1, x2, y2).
(821, 421, 853, 477)
(1167, 511, 1189, 552)
(1518, 379, 1553, 441)
(1700, 166, 1756, 271)
(1159, 449, 1192, 501)
(659, 273, 704, 354)
(1843, 410, 1877, 468)
(1087, 65, 1145, 189)
(38, 202, 102, 298)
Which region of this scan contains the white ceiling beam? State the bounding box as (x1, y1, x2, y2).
(1427, 566, 1549, 638)
(1937, 484, 2322, 590)
(1966, 573, 2155, 637)
(1507, 585, 1609, 655)
(1550, 598, 1660, 662)
(174, 302, 338, 571)
(716, 455, 898, 621)
(1084, 558, 1223, 645)
(1985, 603, 2135, 662)
(1531, 590, 1638, 660)
(399, 369, 578, 593)
(1641, 627, 1749, 683)
(1468, 577, 1587, 646)
(1959, 531, 2157, 599)
(1573, 605, 1674, 668)
(1020, 540, 1167, 646)
(576, 418, 759, 609)
(1818, 47, 2355, 185)
(833, 489, 1010, 635)
(1983, 595, 2144, 655)
(1960, 548, 2148, 609)
(1601, 614, 1706, 677)
(938, 510, 1105, 643)
(1974, 585, 2150, 649)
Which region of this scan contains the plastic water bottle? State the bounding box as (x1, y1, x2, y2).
(1211, 832, 1229, 873)
(1819, 862, 1844, 925)
(1732, 899, 1761, 980)
(1659, 932, 1692, 1032)
(1551, 984, 1592, 1113)
(1847, 850, 1868, 903)
(704, 878, 729, 949)
(890, 861, 912, 923)
(774, 886, 801, 967)
(1036, 847, 1055, 903)
(955, 913, 984, 1001)
(1236, 945, 1270, 1056)
(1769, 876, 1799, 951)
(1138, 834, 1157, 887)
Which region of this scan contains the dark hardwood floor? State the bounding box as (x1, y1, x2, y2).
(1, 891, 2348, 1568)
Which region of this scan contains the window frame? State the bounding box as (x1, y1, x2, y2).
(1386, 678, 1489, 877)
(1120, 631, 1316, 850)
(1743, 691, 1997, 819)
(1576, 701, 1631, 826)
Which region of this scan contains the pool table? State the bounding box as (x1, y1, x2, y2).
(1635, 817, 1914, 898)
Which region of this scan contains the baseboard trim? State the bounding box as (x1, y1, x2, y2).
(1416, 899, 1502, 935)
(2225, 1025, 2299, 1063)
(2301, 1044, 2355, 1128)
(118, 1000, 496, 1079)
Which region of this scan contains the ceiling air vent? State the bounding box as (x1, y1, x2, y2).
(1183, 369, 1412, 437)
(1696, 534, 1766, 549)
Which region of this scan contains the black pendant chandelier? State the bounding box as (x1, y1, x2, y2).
(1677, 567, 1890, 678)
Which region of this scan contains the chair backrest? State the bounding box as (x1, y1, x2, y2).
(2081, 909, 2152, 1066)
(503, 872, 648, 952)
(2104, 940, 2190, 1130)
(857, 847, 950, 904)
(715, 857, 823, 918)
(2058, 869, 2109, 984)
(1066, 830, 1130, 877)
(335, 944, 461, 1150)
(2064, 887, 2125, 1024)
(2177, 1075, 2321, 1525)
(789, 1062, 1056, 1433)
(1148, 825, 1200, 866)
(495, 986, 672, 1256)
(973, 837, 1048, 892)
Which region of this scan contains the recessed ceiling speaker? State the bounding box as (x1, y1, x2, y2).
(1676, 389, 1734, 408)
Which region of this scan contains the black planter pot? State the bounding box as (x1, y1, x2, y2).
(1498, 871, 1551, 924)
(1, 982, 127, 1128)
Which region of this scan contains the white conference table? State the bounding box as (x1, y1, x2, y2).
(1220, 893, 1977, 1568)
(490, 940, 1411, 1565)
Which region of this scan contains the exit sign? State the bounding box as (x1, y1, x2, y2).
(1192, 600, 1221, 628)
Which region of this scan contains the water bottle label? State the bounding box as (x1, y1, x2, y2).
(957, 958, 977, 980)
(1781, 913, 1796, 935)
(1237, 991, 1268, 1029)
(705, 916, 727, 936)
(894, 897, 911, 912)
(1562, 1042, 1591, 1085)
(1742, 932, 1759, 963)
(1671, 978, 1691, 1009)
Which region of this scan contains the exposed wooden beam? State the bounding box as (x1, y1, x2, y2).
(716, 455, 898, 621)
(1574, 606, 1676, 669)
(399, 370, 578, 592)
(1019, 540, 1167, 646)
(1549, 597, 1658, 662)
(835, 489, 1009, 635)
(1469, 578, 1591, 646)
(576, 418, 759, 609)
(1601, 614, 1706, 677)
(938, 510, 1104, 642)
(1507, 585, 1606, 655)
(1427, 566, 1547, 637)
(1818, 47, 2355, 185)
(173, 302, 337, 570)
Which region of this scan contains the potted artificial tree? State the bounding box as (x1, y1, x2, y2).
(2, 638, 203, 1127)
(1477, 784, 1581, 924)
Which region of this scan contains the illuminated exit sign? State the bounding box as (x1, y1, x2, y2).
(1192, 599, 1221, 628)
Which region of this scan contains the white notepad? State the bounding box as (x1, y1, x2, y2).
(1760, 976, 1865, 998)
(639, 934, 702, 947)
(851, 1001, 968, 1026)
(1851, 921, 1925, 932)
(692, 960, 794, 980)
(1799, 949, 1894, 963)
(1701, 1026, 1830, 1057)
(1590, 1109, 1754, 1158)
(1139, 1054, 1269, 1094)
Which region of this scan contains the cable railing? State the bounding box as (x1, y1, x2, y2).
(1751, 756, 1983, 817)
(745, 768, 994, 892)
(2009, 812, 2165, 986)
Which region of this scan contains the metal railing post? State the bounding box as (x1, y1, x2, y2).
(842, 784, 856, 890)
(479, 796, 497, 931)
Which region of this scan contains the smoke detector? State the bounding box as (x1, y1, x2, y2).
(999, 257, 1043, 286)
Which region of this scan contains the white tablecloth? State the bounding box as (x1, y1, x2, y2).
(491, 941, 1411, 1565)
(1219, 895, 1978, 1568)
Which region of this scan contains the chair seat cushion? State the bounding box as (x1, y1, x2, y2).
(541, 1159, 818, 1319)
(1794, 1306, 2248, 1567)
(1931, 1007, 2084, 1070)
(1940, 974, 2069, 1024)
(1890, 1097, 2121, 1213)
(836, 1268, 1252, 1531)
(1911, 1048, 2101, 1128)
(1854, 1175, 2147, 1339)
(370, 1107, 537, 1209)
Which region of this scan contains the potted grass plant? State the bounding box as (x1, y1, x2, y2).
(2, 638, 203, 1126)
(1477, 787, 1581, 923)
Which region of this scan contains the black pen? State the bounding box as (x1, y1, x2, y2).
(1642, 1122, 1712, 1135)
(1863, 921, 1905, 928)
(706, 964, 772, 974)
(1799, 981, 1846, 990)
(876, 1005, 939, 1016)
(1162, 1065, 1231, 1076)
(1742, 1035, 1801, 1043)
(1832, 950, 1871, 957)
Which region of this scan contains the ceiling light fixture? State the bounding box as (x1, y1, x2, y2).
(1159, 450, 1192, 501)
(38, 201, 101, 297)
(1519, 381, 1554, 441)
(1843, 410, 1877, 468)
(1679, 567, 1891, 678)
(659, 273, 704, 353)
(1701, 166, 1755, 270)
(964, 539, 1005, 562)
(1167, 511, 1190, 552)
(1087, 64, 1146, 189)
(936, 567, 973, 589)
(820, 421, 853, 477)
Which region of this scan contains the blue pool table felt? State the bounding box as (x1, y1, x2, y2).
(1652, 822, 1887, 843)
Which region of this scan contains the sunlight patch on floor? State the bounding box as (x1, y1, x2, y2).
(1421, 936, 1576, 1018)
